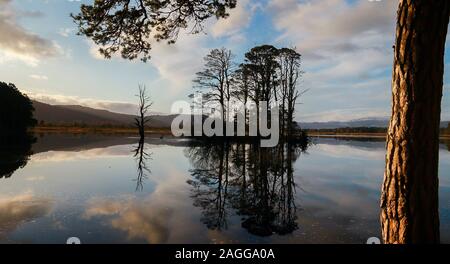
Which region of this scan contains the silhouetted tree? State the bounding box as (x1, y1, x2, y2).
(243, 45, 280, 106)
(277, 48, 304, 138)
(0, 82, 36, 135)
(381, 1, 450, 244)
(193, 48, 235, 127)
(231, 65, 250, 105)
(231, 65, 251, 127)
(135, 85, 152, 139)
(72, 0, 236, 62)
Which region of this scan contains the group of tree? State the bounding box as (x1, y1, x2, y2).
(0, 82, 36, 178)
(193, 45, 305, 139)
(0, 82, 36, 135)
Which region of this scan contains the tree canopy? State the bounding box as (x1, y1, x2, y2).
(72, 0, 237, 62)
(0, 82, 36, 134)
(193, 45, 304, 138)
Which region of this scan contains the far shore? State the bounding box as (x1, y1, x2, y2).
(309, 132, 450, 140)
(32, 126, 173, 135)
(30, 126, 450, 140)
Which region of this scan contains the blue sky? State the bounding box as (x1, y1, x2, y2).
(0, 0, 449, 122)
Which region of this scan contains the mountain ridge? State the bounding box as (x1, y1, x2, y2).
(32, 100, 449, 129)
(32, 100, 175, 128)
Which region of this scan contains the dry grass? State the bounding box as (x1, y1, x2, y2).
(32, 126, 173, 135)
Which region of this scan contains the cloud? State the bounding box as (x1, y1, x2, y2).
(26, 91, 139, 115)
(82, 166, 206, 243)
(0, 0, 61, 66)
(29, 74, 48, 80)
(32, 145, 134, 162)
(298, 107, 390, 123)
(269, 0, 396, 61)
(210, 0, 260, 38)
(148, 32, 209, 96)
(58, 27, 75, 38)
(84, 197, 173, 244)
(0, 193, 53, 239)
(268, 0, 397, 121)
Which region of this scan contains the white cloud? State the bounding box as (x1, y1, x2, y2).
(268, 0, 398, 121)
(58, 27, 75, 37)
(87, 40, 108, 60)
(29, 74, 48, 80)
(210, 0, 260, 38)
(270, 0, 396, 59)
(298, 108, 389, 123)
(0, 0, 62, 66)
(148, 32, 209, 96)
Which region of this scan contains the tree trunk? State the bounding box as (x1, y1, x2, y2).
(381, 0, 450, 244)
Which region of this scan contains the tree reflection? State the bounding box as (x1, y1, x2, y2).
(185, 140, 306, 236)
(186, 142, 230, 230)
(0, 134, 35, 179)
(133, 138, 152, 191)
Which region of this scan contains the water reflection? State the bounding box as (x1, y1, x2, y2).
(0, 134, 35, 179)
(185, 141, 306, 237)
(83, 196, 172, 243)
(133, 138, 152, 191)
(0, 134, 449, 243)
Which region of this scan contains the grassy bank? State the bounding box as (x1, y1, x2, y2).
(29, 126, 450, 140)
(308, 131, 450, 140)
(32, 126, 173, 135)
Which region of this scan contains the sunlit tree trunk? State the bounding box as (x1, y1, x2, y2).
(381, 0, 450, 244)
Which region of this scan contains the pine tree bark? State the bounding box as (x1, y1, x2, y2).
(381, 0, 450, 244)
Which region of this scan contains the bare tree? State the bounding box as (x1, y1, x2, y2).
(135, 85, 153, 140)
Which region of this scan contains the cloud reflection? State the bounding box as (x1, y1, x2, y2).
(84, 196, 172, 244)
(0, 193, 53, 239)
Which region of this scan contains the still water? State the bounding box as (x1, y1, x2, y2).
(1, 134, 449, 244)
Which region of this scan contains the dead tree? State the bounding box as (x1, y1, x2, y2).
(135, 85, 153, 140)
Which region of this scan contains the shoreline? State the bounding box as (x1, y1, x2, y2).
(30, 127, 450, 140)
(309, 132, 450, 140)
(32, 126, 173, 135)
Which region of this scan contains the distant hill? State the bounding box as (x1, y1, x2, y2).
(299, 118, 449, 130)
(32, 101, 449, 130)
(32, 101, 176, 128)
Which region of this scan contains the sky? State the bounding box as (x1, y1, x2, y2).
(0, 0, 449, 122)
